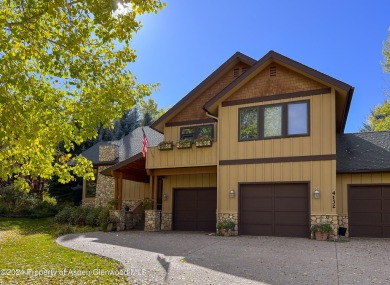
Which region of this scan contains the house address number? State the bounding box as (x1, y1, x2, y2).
(331, 191, 336, 209)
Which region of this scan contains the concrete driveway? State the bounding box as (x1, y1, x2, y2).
(57, 231, 390, 285)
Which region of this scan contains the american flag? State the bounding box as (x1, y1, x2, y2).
(142, 128, 148, 158)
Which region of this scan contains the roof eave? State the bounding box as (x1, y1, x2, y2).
(151, 52, 256, 133)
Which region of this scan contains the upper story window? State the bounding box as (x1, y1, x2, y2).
(239, 100, 309, 141)
(180, 124, 214, 141)
(85, 168, 98, 198)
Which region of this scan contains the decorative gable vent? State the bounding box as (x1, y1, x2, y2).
(270, 66, 277, 77)
(241, 67, 248, 74)
(233, 68, 240, 77)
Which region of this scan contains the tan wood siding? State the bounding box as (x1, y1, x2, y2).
(219, 160, 336, 214)
(146, 144, 217, 169)
(336, 173, 390, 215)
(219, 91, 336, 161)
(163, 124, 217, 143)
(163, 173, 217, 213)
(122, 179, 149, 200)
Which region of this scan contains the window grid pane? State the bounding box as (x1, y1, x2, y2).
(240, 108, 258, 140)
(288, 103, 308, 135)
(264, 106, 282, 137)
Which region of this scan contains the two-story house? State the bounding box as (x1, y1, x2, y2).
(83, 51, 390, 238)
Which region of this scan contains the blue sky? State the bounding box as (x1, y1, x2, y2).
(130, 0, 390, 133)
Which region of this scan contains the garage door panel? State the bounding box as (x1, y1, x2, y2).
(240, 224, 273, 236)
(240, 211, 273, 224)
(240, 183, 309, 237)
(349, 199, 381, 212)
(350, 187, 381, 199)
(275, 198, 308, 211)
(382, 187, 390, 198)
(382, 199, 390, 209)
(241, 198, 273, 211)
(383, 227, 390, 238)
(382, 213, 390, 225)
(274, 185, 307, 197)
(275, 225, 308, 238)
(350, 213, 382, 226)
(351, 226, 383, 237)
(275, 212, 308, 225)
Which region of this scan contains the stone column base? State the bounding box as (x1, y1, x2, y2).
(310, 214, 349, 239)
(217, 212, 238, 236)
(109, 209, 125, 231)
(161, 213, 172, 231)
(145, 210, 161, 232)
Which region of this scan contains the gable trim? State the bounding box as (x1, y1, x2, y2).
(337, 169, 390, 174)
(166, 118, 217, 127)
(219, 154, 336, 165)
(222, 88, 331, 107)
(204, 51, 354, 133)
(151, 52, 256, 132)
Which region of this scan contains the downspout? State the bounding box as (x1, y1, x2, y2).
(205, 111, 220, 221)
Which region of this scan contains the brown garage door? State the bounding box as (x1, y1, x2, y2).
(173, 188, 216, 231)
(348, 185, 390, 238)
(239, 183, 309, 237)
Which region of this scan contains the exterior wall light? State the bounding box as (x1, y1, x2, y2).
(163, 193, 169, 201)
(229, 189, 236, 198)
(313, 188, 320, 199)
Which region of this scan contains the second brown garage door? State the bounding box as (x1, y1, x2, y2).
(239, 183, 309, 237)
(173, 188, 216, 231)
(348, 185, 390, 238)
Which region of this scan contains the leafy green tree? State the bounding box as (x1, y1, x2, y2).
(140, 98, 167, 125)
(0, 0, 165, 189)
(361, 101, 390, 132)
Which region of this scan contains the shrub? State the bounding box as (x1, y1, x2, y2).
(0, 185, 58, 218)
(55, 205, 108, 228)
(310, 223, 333, 234)
(217, 218, 235, 230)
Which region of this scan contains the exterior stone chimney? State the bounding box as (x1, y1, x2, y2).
(99, 145, 119, 162)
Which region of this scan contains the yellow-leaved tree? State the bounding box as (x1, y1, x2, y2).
(0, 0, 165, 189)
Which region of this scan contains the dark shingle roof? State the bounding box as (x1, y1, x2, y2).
(80, 126, 163, 165)
(337, 131, 390, 173)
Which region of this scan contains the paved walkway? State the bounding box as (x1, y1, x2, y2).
(57, 231, 390, 285)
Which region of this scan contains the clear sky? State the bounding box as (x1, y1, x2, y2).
(130, 0, 390, 133)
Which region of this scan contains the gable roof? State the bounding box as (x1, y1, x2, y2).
(80, 126, 163, 165)
(204, 50, 354, 133)
(337, 131, 390, 173)
(151, 52, 256, 133)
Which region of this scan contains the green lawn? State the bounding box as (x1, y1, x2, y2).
(0, 218, 129, 284)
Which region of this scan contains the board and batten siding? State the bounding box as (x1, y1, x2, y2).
(218, 90, 337, 214)
(163, 173, 217, 213)
(219, 91, 336, 160)
(122, 179, 150, 201)
(219, 160, 336, 214)
(336, 173, 390, 215)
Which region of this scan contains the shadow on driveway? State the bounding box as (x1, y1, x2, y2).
(57, 231, 390, 285)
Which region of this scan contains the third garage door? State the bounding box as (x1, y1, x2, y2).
(239, 183, 309, 237)
(348, 185, 390, 238)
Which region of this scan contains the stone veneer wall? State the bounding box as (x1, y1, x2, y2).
(145, 210, 161, 232)
(82, 200, 95, 207)
(94, 165, 115, 207)
(94, 145, 119, 207)
(337, 215, 349, 237)
(161, 213, 172, 231)
(310, 215, 339, 239)
(217, 212, 238, 236)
